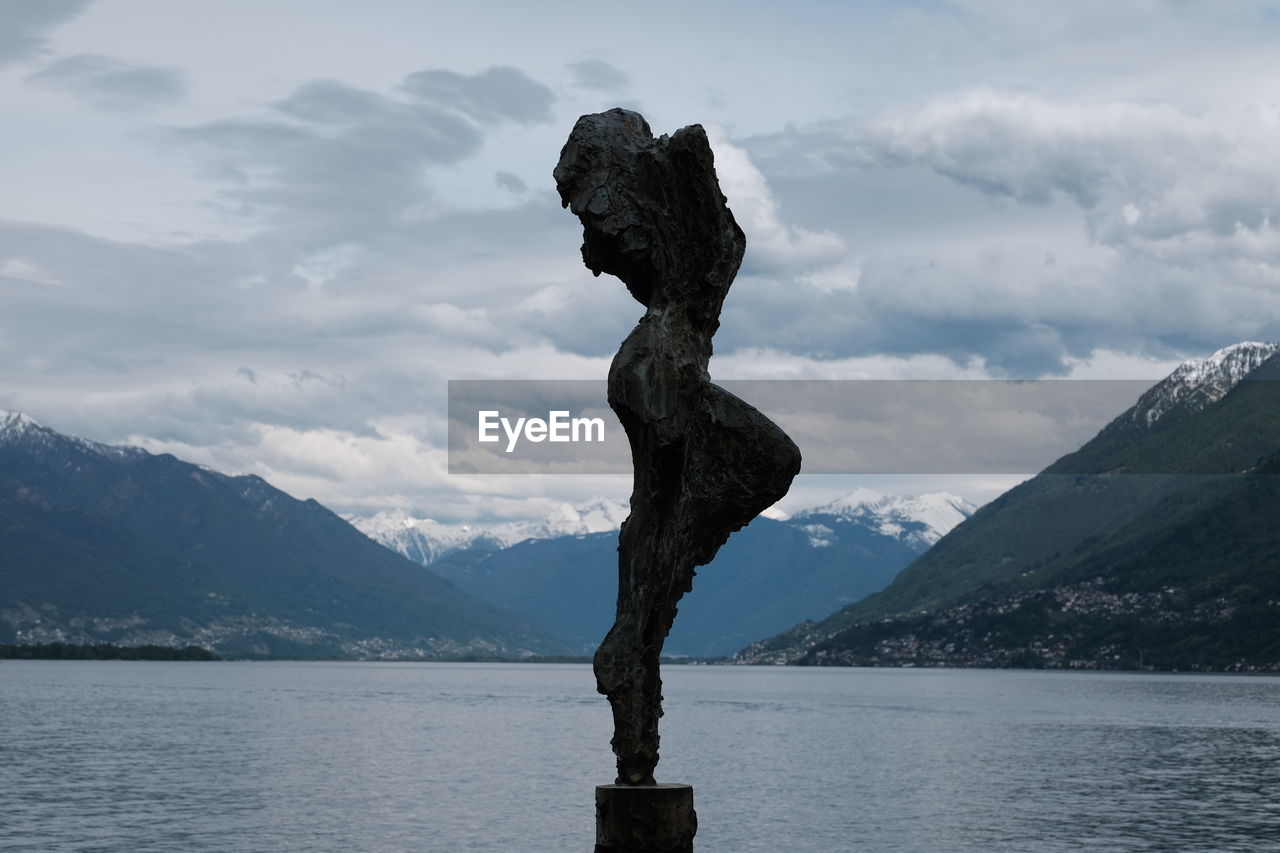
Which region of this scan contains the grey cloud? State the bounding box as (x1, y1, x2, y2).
(705, 126, 847, 276)
(683, 94, 1280, 373)
(495, 171, 527, 193)
(26, 53, 186, 110)
(0, 0, 90, 67)
(0, 218, 455, 445)
(848, 91, 1278, 264)
(275, 79, 390, 125)
(712, 238, 1280, 378)
(850, 91, 1190, 208)
(511, 280, 640, 358)
(169, 66, 557, 239)
(154, 82, 1279, 382)
(568, 59, 629, 92)
(401, 66, 554, 125)
(170, 84, 481, 237)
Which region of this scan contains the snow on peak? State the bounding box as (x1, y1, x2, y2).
(0, 410, 128, 459)
(1142, 341, 1279, 426)
(355, 488, 980, 565)
(820, 487, 888, 514)
(0, 410, 147, 461)
(795, 489, 976, 547)
(800, 523, 835, 548)
(515, 497, 630, 541)
(0, 410, 42, 438)
(349, 509, 493, 564)
(350, 496, 631, 566)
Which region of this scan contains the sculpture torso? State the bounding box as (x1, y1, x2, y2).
(556, 108, 801, 785)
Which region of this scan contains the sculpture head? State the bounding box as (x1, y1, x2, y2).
(553, 108, 746, 332)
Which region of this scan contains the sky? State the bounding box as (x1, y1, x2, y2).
(4, 0, 1280, 522)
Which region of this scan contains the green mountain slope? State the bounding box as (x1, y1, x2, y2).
(739, 345, 1280, 670)
(0, 414, 570, 659)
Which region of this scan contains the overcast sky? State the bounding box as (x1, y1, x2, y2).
(4, 0, 1280, 521)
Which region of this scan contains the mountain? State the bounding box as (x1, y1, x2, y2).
(0, 412, 570, 659)
(738, 342, 1280, 671)
(1131, 340, 1279, 428)
(404, 490, 974, 657)
(788, 489, 975, 548)
(349, 497, 630, 565)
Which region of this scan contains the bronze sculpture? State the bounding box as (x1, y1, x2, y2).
(555, 108, 802, 788)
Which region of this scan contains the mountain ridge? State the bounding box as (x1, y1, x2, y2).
(416, 489, 976, 657)
(353, 489, 976, 566)
(0, 412, 570, 659)
(348, 497, 631, 566)
(737, 342, 1280, 670)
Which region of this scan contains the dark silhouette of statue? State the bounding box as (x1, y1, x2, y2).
(555, 109, 802, 787)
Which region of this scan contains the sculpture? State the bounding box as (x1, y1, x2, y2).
(555, 109, 802, 786)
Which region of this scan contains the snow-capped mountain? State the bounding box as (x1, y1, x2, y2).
(788, 488, 977, 548)
(1, 410, 569, 658)
(506, 496, 631, 541)
(349, 510, 507, 566)
(1, 410, 143, 460)
(416, 488, 977, 657)
(1, 410, 39, 437)
(1135, 341, 1279, 427)
(356, 488, 975, 571)
(745, 340, 1280, 668)
(350, 497, 631, 565)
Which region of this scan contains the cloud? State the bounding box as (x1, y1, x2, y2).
(704, 125, 846, 275)
(10, 7, 1280, 523)
(852, 90, 1204, 207)
(167, 66, 554, 242)
(127, 419, 633, 523)
(400, 65, 554, 125)
(495, 170, 527, 193)
(26, 53, 186, 110)
(851, 91, 1280, 262)
(290, 241, 365, 290)
(0, 0, 90, 67)
(567, 59, 629, 92)
(695, 90, 1274, 373)
(0, 206, 625, 516)
(170, 82, 479, 236)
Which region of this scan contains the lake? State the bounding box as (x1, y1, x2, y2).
(1, 662, 1278, 851)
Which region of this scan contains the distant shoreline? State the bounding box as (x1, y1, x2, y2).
(0, 642, 220, 661)
(3, 648, 1275, 675)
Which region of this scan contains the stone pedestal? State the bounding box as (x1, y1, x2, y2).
(595, 783, 696, 853)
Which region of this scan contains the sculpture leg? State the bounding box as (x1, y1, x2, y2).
(595, 614, 661, 785)
(595, 518, 691, 785)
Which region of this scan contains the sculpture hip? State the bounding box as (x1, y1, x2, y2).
(555, 108, 801, 785)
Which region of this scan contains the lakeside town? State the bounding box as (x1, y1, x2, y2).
(795, 579, 1280, 673)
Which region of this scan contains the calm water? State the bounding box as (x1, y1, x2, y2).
(2, 662, 1278, 852)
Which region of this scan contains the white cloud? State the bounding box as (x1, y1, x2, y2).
(855, 91, 1280, 267)
(126, 418, 633, 523)
(764, 90, 1280, 372)
(711, 348, 990, 380)
(8, 4, 1280, 521)
(705, 125, 846, 275)
(290, 242, 365, 290)
(855, 90, 1211, 207)
(0, 257, 62, 286)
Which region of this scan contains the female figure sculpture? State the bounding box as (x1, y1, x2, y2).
(555, 109, 802, 787)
